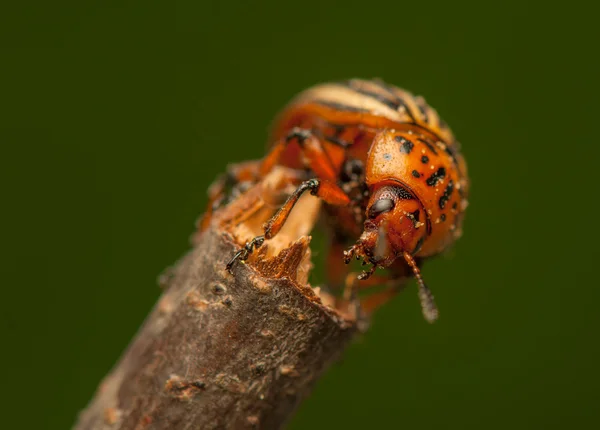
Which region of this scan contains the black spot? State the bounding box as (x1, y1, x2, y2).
(421, 155, 429, 163)
(439, 180, 455, 209)
(426, 167, 446, 186)
(452, 201, 458, 210)
(412, 236, 425, 255)
(395, 136, 414, 154)
(412, 170, 420, 178)
(440, 214, 446, 222)
(383, 153, 392, 160)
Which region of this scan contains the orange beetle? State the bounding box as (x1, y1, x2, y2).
(202, 79, 469, 322)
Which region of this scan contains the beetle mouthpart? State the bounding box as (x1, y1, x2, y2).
(374, 222, 390, 262)
(344, 242, 369, 265)
(343, 242, 378, 281)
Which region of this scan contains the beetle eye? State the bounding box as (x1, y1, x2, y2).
(368, 198, 395, 218)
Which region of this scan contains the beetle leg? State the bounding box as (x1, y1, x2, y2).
(263, 178, 349, 239)
(196, 160, 262, 234)
(227, 178, 350, 273)
(261, 128, 338, 182)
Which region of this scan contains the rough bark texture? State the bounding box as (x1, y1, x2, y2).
(74, 229, 358, 430)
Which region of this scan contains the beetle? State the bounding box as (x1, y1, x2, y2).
(200, 79, 469, 322)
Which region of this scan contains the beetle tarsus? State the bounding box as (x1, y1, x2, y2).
(226, 235, 265, 274)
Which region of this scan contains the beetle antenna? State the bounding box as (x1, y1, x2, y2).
(403, 251, 438, 323)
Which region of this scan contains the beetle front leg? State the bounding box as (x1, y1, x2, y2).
(227, 178, 350, 273)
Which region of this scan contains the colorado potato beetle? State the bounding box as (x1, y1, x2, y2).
(201, 79, 469, 322)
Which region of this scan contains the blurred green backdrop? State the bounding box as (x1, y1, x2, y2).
(1, 1, 599, 429)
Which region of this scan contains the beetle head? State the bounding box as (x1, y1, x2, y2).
(345, 182, 425, 267)
(343, 182, 438, 322)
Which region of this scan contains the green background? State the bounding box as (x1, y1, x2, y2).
(2, 1, 599, 428)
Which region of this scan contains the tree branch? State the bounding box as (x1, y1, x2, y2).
(74, 169, 361, 430)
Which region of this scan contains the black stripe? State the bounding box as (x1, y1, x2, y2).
(417, 137, 438, 155)
(315, 99, 370, 113)
(367, 81, 459, 155)
(369, 79, 418, 123)
(417, 103, 429, 123)
(439, 180, 454, 209)
(443, 144, 460, 169)
(338, 80, 401, 110)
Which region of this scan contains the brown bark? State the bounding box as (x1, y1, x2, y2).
(74, 169, 361, 430)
